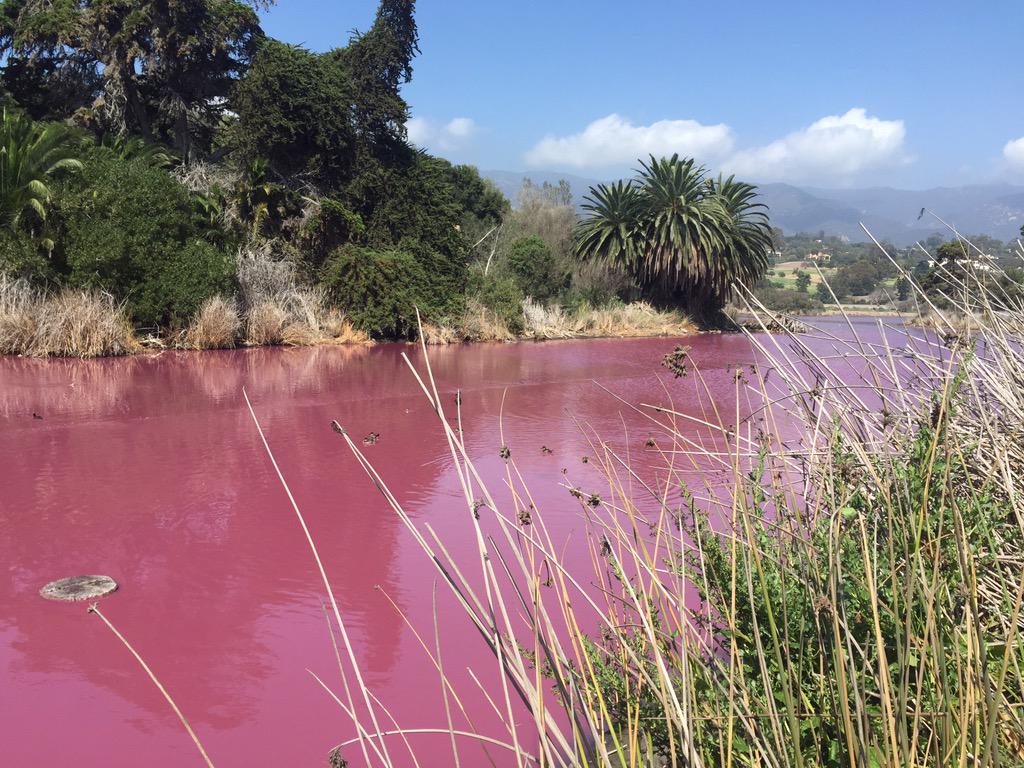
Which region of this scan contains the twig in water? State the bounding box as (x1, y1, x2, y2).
(88, 604, 215, 768)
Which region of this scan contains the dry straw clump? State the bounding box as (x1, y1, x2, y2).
(183, 242, 369, 348)
(0, 275, 137, 357)
(182, 295, 241, 349)
(522, 298, 695, 340)
(420, 299, 517, 344)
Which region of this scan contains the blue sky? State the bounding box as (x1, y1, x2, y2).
(260, 1, 1024, 189)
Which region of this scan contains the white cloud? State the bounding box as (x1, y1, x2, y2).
(406, 116, 478, 151)
(1003, 137, 1024, 169)
(522, 108, 909, 184)
(723, 108, 908, 182)
(523, 114, 735, 170)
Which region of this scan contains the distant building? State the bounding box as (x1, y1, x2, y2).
(807, 251, 832, 263)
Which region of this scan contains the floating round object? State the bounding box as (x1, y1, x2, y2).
(40, 575, 118, 602)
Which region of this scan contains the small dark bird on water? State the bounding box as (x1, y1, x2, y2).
(362, 432, 380, 445)
(32, 412, 43, 420)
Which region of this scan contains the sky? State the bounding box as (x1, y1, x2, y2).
(260, 1, 1024, 190)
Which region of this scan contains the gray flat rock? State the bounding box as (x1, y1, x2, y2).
(40, 575, 118, 602)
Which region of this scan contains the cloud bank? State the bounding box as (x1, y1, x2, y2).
(407, 116, 478, 151)
(524, 108, 910, 184)
(524, 114, 734, 170)
(1003, 137, 1024, 169)
(724, 109, 907, 182)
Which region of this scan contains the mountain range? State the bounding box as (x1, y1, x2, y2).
(484, 170, 1024, 246)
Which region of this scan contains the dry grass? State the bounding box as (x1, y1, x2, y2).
(0, 275, 137, 357)
(233, 243, 369, 347)
(419, 321, 460, 345)
(242, 291, 368, 347)
(424, 299, 695, 345)
(418, 299, 517, 344)
(522, 298, 696, 339)
(243, 300, 289, 346)
(183, 295, 241, 350)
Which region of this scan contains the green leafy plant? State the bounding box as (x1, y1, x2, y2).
(0, 109, 82, 238)
(320, 244, 431, 338)
(504, 234, 566, 302)
(56, 150, 234, 327)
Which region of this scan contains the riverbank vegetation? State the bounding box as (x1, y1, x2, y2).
(751, 228, 1024, 315)
(0, 1, 784, 357)
(246, 237, 1023, 766)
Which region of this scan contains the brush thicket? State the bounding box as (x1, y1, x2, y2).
(0, 275, 137, 357)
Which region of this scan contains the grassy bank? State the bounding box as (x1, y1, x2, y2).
(421, 298, 695, 344)
(0, 269, 695, 358)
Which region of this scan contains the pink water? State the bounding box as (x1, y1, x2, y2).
(0, 321, 916, 766)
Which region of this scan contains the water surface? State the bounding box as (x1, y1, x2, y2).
(0, 322, 916, 766)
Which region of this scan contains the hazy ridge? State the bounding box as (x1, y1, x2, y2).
(486, 170, 1024, 245)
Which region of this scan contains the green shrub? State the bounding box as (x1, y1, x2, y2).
(231, 39, 356, 187)
(503, 235, 566, 302)
(0, 229, 54, 281)
(466, 268, 524, 335)
(320, 245, 432, 338)
(752, 282, 822, 313)
(563, 261, 633, 310)
(56, 150, 234, 327)
(299, 198, 365, 273)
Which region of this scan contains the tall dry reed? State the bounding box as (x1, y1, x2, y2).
(183, 295, 241, 350)
(0, 275, 137, 357)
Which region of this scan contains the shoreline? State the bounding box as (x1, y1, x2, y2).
(2, 306, 920, 361)
(1, 326, 706, 361)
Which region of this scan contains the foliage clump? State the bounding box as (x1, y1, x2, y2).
(56, 150, 235, 328)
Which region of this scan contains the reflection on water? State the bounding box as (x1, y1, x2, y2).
(0, 326, 913, 766)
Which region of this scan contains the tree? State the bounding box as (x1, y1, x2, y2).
(575, 155, 772, 322)
(448, 164, 508, 228)
(0, 0, 268, 158)
(0, 109, 82, 237)
(572, 180, 644, 272)
(232, 39, 356, 186)
(795, 271, 811, 292)
(1, 53, 101, 122)
(895, 275, 911, 301)
(337, 0, 419, 147)
(832, 259, 882, 297)
(504, 235, 564, 302)
(55, 148, 233, 326)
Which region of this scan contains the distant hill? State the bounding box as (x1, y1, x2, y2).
(484, 170, 603, 209)
(485, 170, 1024, 246)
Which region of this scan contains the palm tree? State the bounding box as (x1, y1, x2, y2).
(98, 133, 177, 169)
(574, 180, 644, 268)
(575, 154, 772, 322)
(0, 109, 83, 233)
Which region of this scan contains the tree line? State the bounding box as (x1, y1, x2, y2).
(0, 0, 776, 337)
